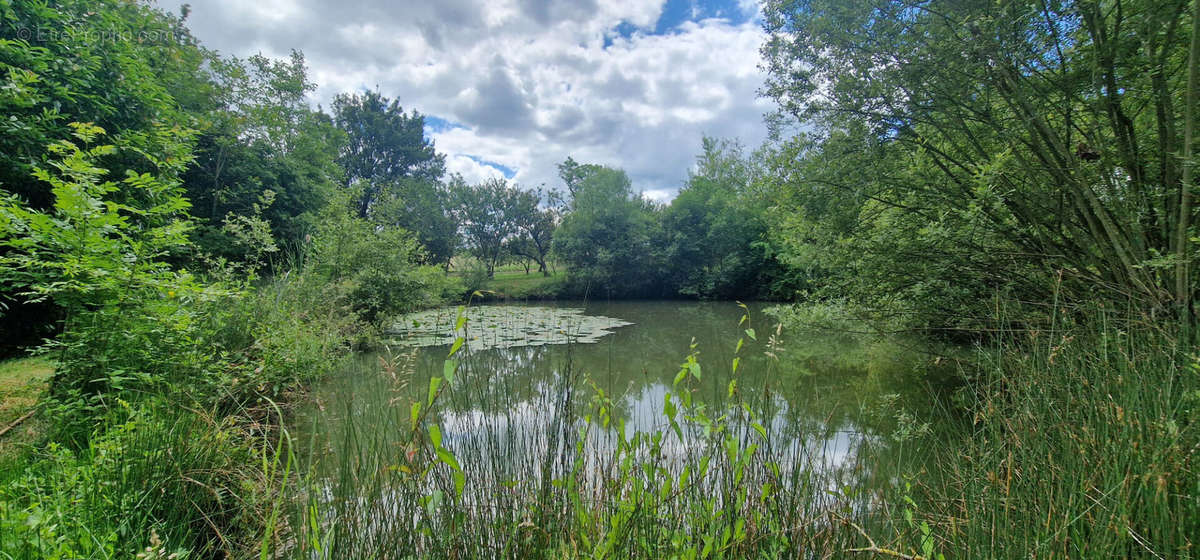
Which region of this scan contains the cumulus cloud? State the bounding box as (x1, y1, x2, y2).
(154, 0, 770, 198)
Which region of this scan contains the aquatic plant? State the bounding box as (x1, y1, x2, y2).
(386, 305, 634, 351)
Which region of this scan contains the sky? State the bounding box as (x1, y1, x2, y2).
(154, 0, 771, 201)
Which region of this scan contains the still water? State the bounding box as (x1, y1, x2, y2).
(298, 301, 925, 487)
(287, 301, 937, 555)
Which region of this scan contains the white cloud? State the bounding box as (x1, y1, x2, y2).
(157, 0, 770, 199)
(641, 189, 674, 203)
(446, 154, 506, 185)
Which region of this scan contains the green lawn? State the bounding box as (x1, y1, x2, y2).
(483, 269, 565, 299)
(0, 356, 53, 452)
(450, 258, 568, 299)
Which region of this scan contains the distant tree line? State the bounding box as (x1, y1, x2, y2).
(443, 137, 800, 301)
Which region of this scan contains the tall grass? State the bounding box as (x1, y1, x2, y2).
(0, 398, 294, 558)
(919, 312, 1199, 558)
(284, 307, 930, 558)
(0, 268, 359, 559)
(285, 305, 1198, 559)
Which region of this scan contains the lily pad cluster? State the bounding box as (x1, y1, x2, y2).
(386, 306, 634, 351)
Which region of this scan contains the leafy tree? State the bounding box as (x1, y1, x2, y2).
(761, 0, 1200, 323)
(553, 165, 664, 296)
(662, 137, 775, 299)
(374, 178, 458, 267)
(307, 194, 447, 323)
(0, 123, 197, 399)
(0, 122, 194, 313)
(332, 90, 445, 219)
(449, 177, 521, 278)
(0, 0, 202, 209)
(557, 157, 604, 199)
(507, 187, 559, 276)
(0, 0, 213, 353)
(182, 52, 343, 262)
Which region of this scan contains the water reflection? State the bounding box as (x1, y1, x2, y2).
(302, 301, 905, 495)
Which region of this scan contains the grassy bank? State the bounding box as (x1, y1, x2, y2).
(481, 269, 568, 300)
(451, 260, 568, 301)
(918, 315, 1198, 557)
(0, 357, 54, 457)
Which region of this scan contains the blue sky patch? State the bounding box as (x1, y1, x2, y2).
(424, 115, 467, 134)
(656, 0, 754, 34)
(466, 155, 516, 179)
(606, 0, 754, 48)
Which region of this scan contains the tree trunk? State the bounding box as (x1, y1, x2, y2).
(1176, 0, 1200, 313)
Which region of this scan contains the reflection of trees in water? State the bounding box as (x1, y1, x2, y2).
(349, 301, 927, 436)
(306, 302, 934, 490)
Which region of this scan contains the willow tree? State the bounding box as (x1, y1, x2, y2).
(762, 0, 1200, 322)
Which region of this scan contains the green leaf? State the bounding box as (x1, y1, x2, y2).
(745, 328, 756, 341)
(428, 424, 443, 449)
(410, 402, 422, 431)
(751, 422, 767, 441)
(437, 447, 461, 472)
(427, 376, 442, 407)
(443, 359, 457, 384)
(453, 469, 466, 498)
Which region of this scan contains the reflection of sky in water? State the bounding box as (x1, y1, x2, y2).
(301, 302, 902, 519)
(432, 372, 878, 500)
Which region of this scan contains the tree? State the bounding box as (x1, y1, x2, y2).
(0, 123, 194, 316)
(0, 0, 203, 210)
(449, 177, 521, 278)
(0, 0, 212, 354)
(182, 52, 343, 262)
(374, 178, 458, 267)
(557, 157, 603, 200)
(553, 165, 664, 296)
(662, 137, 773, 298)
(307, 193, 435, 323)
(332, 90, 445, 219)
(507, 187, 559, 277)
(0, 123, 197, 397)
(761, 0, 1200, 323)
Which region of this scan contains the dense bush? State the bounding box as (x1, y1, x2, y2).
(0, 122, 454, 556)
(307, 194, 462, 324)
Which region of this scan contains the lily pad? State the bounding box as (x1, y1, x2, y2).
(385, 306, 634, 352)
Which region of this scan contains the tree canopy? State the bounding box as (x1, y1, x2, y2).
(761, 0, 1200, 325)
(333, 90, 445, 219)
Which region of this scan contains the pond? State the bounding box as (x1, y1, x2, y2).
(290, 301, 934, 556)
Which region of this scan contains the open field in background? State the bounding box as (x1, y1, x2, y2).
(450, 257, 569, 299)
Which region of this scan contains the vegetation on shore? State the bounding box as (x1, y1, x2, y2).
(283, 305, 1196, 559)
(0, 0, 1196, 557)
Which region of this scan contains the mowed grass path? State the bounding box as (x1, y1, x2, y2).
(486, 269, 562, 294)
(0, 356, 53, 453)
(451, 259, 567, 299)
